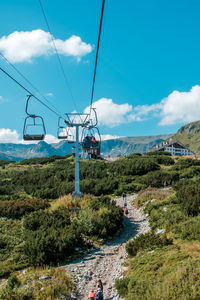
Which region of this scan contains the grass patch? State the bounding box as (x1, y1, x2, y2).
(117, 246, 200, 299)
(0, 219, 28, 278)
(0, 267, 75, 299)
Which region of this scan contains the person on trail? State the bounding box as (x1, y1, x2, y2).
(96, 287, 103, 300)
(96, 279, 103, 292)
(86, 239, 93, 253)
(163, 181, 167, 188)
(88, 290, 96, 299)
(122, 192, 126, 201)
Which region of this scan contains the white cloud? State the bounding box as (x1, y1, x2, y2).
(129, 103, 163, 122)
(127, 85, 200, 126)
(0, 128, 61, 144)
(0, 96, 7, 103)
(84, 98, 133, 127)
(45, 92, 53, 97)
(0, 29, 93, 63)
(159, 85, 200, 125)
(44, 134, 59, 144)
(101, 134, 120, 140)
(0, 128, 20, 143)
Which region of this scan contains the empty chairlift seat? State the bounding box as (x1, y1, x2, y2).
(23, 115, 46, 141)
(23, 95, 46, 141)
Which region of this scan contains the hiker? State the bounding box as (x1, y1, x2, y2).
(96, 279, 103, 292)
(122, 192, 126, 201)
(163, 181, 167, 188)
(96, 287, 103, 300)
(125, 207, 129, 215)
(88, 290, 96, 299)
(86, 239, 93, 253)
(123, 206, 126, 214)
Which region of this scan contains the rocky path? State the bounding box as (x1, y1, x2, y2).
(66, 195, 150, 300)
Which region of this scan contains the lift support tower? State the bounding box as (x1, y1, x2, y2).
(65, 113, 90, 199)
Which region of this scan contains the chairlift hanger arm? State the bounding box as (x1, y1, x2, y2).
(89, 107, 98, 129)
(25, 94, 35, 117)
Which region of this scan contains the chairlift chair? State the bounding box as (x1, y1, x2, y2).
(66, 128, 75, 144)
(57, 117, 68, 139)
(81, 126, 101, 157)
(23, 95, 46, 141)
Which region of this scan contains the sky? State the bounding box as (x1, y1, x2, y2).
(1, 0, 200, 143)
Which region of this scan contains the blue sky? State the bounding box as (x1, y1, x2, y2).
(1, 0, 200, 143)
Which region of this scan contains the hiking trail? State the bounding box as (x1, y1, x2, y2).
(66, 195, 150, 299)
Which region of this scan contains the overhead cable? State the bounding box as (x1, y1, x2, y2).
(90, 0, 105, 110)
(38, 0, 79, 112)
(0, 52, 64, 117)
(0, 66, 63, 118)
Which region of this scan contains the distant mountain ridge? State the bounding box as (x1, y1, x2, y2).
(101, 135, 172, 156)
(0, 134, 172, 161)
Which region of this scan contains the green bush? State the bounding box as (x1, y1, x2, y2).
(146, 151, 171, 156)
(78, 198, 123, 238)
(172, 158, 200, 170)
(115, 277, 130, 297)
(175, 179, 200, 216)
(139, 170, 179, 188)
(148, 204, 187, 232)
(23, 209, 82, 265)
(126, 232, 173, 256)
(6, 274, 20, 290)
(173, 215, 200, 240)
(0, 198, 49, 218)
(109, 157, 160, 176)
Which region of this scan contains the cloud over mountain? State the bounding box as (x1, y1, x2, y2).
(84, 98, 133, 127)
(128, 85, 200, 126)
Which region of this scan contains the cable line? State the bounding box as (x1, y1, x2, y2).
(0, 65, 63, 118)
(0, 52, 64, 117)
(90, 0, 105, 111)
(38, 0, 79, 112)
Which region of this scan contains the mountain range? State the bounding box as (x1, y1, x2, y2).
(2, 120, 200, 161)
(0, 134, 172, 161)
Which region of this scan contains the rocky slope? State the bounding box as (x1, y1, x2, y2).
(66, 195, 150, 299)
(101, 134, 172, 156)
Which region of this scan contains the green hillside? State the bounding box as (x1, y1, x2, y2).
(116, 158, 200, 299)
(170, 120, 200, 154)
(1, 154, 200, 298)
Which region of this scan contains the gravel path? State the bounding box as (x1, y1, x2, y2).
(66, 195, 150, 300)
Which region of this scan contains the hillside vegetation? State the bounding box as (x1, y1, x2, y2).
(116, 158, 200, 299)
(170, 120, 200, 154)
(1, 153, 200, 298)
